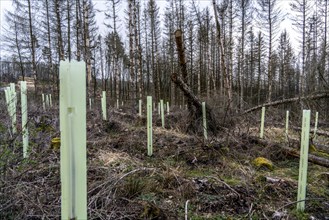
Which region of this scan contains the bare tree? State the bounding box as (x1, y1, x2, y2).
(257, 0, 283, 102)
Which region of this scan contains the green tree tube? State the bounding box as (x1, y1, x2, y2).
(20, 81, 29, 158)
(46, 94, 50, 108)
(147, 96, 153, 156)
(167, 101, 170, 115)
(313, 112, 318, 139)
(202, 102, 208, 140)
(10, 84, 17, 134)
(139, 99, 142, 116)
(297, 110, 311, 212)
(160, 100, 165, 128)
(102, 91, 107, 121)
(4, 88, 9, 113)
(285, 110, 289, 137)
(49, 94, 53, 107)
(42, 93, 46, 111)
(60, 60, 87, 219)
(260, 107, 265, 139)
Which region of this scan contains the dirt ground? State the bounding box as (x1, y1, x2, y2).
(0, 100, 328, 219)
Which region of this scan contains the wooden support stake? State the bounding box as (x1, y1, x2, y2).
(102, 91, 107, 121)
(260, 107, 265, 139)
(285, 110, 289, 137)
(202, 102, 207, 140)
(89, 98, 92, 110)
(297, 110, 311, 212)
(158, 102, 160, 115)
(20, 81, 29, 158)
(116, 99, 119, 109)
(160, 100, 165, 128)
(147, 96, 153, 156)
(313, 112, 318, 139)
(60, 60, 87, 219)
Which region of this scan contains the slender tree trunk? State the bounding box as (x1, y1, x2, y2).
(76, 0, 81, 61)
(128, 0, 135, 100)
(27, 0, 37, 91)
(135, 2, 143, 99)
(83, 0, 92, 86)
(14, 22, 25, 80)
(301, 0, 306, 96)
(212, 0, 232, 107)
(267, 4, 273, 102)
(45, 0, 55, 93)
(67, 0, 71, 61)
(257, 32, 262, 105)
(99, 36, 105, 90)
(55, 0, 65, 61)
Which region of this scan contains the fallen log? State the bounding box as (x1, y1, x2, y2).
(244, 92, 329, 114)
(290, 125, 329, 137)
(248, 136, 329, 168)
(285, 136, 329, 154)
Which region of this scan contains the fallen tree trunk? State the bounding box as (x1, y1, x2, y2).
(244, 92, 329, 114)
(249, 136, 329, 168)
(291, 125, 329, 137)
(285, 136, 329, 154)
(171, 73, 219, 134)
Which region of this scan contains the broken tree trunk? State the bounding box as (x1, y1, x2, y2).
(174, 30, 192, 112)
(244, 92, 329, 114)
(173, 30, 219, 135)
(249, 136, 329, 168)
(171, 73, 219, 134)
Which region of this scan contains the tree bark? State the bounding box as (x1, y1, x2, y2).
(244, 92, 329, 114)
(212, 0, 232, 108)
(175, 29, 192, 111)
(27, 0, 37, 92)
(67, 0, 71, 61)
(171, 73, 219, 134)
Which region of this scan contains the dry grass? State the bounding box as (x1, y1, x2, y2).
(0, 99, 328, 219)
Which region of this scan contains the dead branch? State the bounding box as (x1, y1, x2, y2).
(207, 176, 240, 196)
(244, 92, 329, 114)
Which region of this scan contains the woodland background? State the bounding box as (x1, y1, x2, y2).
(0, 0, 328, 113)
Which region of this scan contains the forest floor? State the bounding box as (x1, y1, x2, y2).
(0, 102, 329, 219)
